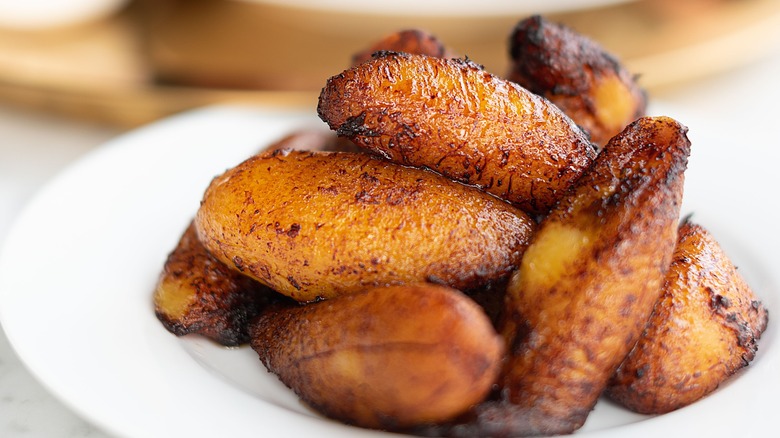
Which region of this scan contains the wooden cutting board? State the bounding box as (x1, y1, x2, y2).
(1, 0, 778, 128)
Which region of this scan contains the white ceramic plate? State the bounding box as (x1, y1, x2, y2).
(237, 0, 634, 17)
(0, 105, 776, 437)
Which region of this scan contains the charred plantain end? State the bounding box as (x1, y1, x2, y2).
(153, 222, 283, 346)
(508, 15, 647, 148)
(195, 150, 536, 303)
(249, 284, 504, 430)
(488, 116, 690, 436)
(351, 29, 455, 66)
(606, 220, 769, 414)
(317, 51, 596, 216)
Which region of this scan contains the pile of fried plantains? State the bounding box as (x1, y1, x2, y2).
(152, 15, 768, 437)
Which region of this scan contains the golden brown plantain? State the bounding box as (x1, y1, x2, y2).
(317, 51, 596, 215)
(495, 116, 689, 435)
(153, 222, 283, 346)
(249, 284, 504, 430)
(606, 220, 769, 414)
(195, 149, 536, 302)
(351, 29, 455, 66)
(423, 116, 690, 437)
(507, 15, 647, 148)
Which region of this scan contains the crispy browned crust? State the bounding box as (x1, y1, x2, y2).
(496, 116, 689, 436)
(153, 222, 283, 346)
(606, 220, 769, 414)
(414, 116, 690, 437)
(351, 29, 455, 66)
(317, 51, 596, 215)
(249, 284, 504, 429)
(195, 149, 536, 302)
(507, 15, 647, 147)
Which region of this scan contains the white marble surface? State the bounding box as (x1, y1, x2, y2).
(1, 46, 779, 438)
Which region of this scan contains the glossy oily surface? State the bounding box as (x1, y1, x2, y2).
(319, 52, 595, 215)
(196, 149, 535, 302)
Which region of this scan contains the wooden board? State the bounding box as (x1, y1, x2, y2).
(1, 0, 779, 128)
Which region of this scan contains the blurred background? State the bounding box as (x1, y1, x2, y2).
(1, 0, 780, 436)
(1, 0, 779, 127)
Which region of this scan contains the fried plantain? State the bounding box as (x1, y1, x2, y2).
(351, 29, 455, 66)
(153, 222, 284, 346)
(195, 149, 536, 302)
(495, 116, 689, 435)
(317, 51, 596, 215)
(606, 220, 769, 414)
(249, 284, 504, 430)
(420, 116, 690, 437)
(507, 15, 647, 148)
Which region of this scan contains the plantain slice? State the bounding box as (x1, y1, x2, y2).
(249, 284, 504, 430)
(317, 51, 596, 215)
(351, 28, 455, 66)
(507, 15, 647, 148)
(606, 220, 769, 414)
(153, 222, 283, 346)
(495, 116, 689, 435)
(413, 116, 690, 437)
(195, 150, 536, 302)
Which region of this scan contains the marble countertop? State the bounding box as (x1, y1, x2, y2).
(2, 46, 780, 437)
